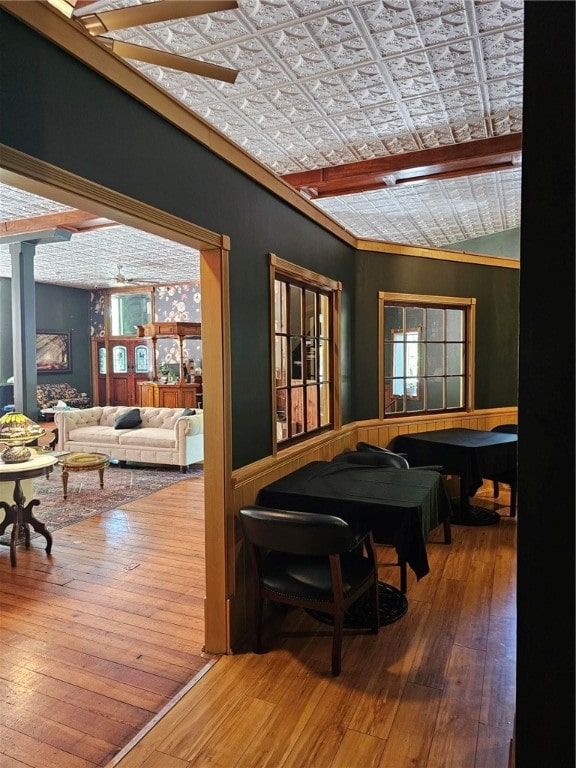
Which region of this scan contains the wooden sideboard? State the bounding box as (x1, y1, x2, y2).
(137, 382, 201, 409)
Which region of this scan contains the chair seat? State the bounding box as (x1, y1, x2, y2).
(262, 551, 375, 603)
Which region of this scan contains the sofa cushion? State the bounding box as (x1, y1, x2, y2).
(118, 427, 176, 449)
(68, 426, 122, 445)
(114, 408, 142, 429)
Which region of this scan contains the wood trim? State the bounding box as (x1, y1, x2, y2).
(268, 252, 342, 291)
(201, 244, 233, 655)
(0, 145, 224, 251)
(378, 292, 477, 417)
(357, 238, 520, 269)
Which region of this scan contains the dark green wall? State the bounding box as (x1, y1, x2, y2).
(0, 10, 356, 467)
(35, 283, 92, 396)
(0, 277, 92, 400)
(353, 251, 519, 419)
(0, 9, 516, 468)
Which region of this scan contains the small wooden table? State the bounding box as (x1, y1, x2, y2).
(0, 453, 57, 567)
(58, 452, 111, 500)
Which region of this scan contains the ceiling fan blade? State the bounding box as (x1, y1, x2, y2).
(103, 39, 238, 84)
(79, 1, 238, 35)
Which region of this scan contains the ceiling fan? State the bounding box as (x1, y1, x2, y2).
(107, 264, 158, 286)
(47, 0, 240, 83)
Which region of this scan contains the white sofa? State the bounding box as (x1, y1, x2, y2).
(54, 406, 203, 472)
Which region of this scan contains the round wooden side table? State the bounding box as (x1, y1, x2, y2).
(0, 453, 57, 567)
(57, 452, 111, 500)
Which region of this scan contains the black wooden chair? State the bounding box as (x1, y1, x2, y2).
(239, 505, 379, 676)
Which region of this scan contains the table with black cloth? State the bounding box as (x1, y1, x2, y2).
(257, 461, 452, 583)
(393, 428, 517, 525)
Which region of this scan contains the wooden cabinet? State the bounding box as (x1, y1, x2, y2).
(136, 322, 202, 384)
(137, 382, 201, 409)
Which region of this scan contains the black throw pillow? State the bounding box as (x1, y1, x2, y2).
(182, 408, 196, 416)
(114, 408, 142, 429)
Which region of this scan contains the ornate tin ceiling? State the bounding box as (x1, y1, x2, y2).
(0, 0, 523, 288)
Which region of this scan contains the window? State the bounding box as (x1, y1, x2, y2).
(270, 253, 341, 447)
(379, 293, 476, 418)
(110, 292, 151, 336)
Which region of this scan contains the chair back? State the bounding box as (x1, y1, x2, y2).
(491, 424, 518, 434)
(239, 506, 366, 556)
(335, 447, 409, 469)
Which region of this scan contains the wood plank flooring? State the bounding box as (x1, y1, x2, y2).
(0, 468, 216, 768)
(0, 453, 516, 768)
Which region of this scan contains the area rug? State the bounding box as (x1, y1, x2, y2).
(0, 462, 202, 545)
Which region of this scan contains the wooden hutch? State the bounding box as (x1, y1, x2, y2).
(135, 322, 202, 409)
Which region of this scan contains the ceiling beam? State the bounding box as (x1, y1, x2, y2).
(282, 134, 522, 199)
(0, 209, 118, 237)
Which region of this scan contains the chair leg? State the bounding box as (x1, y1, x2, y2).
(331, 610, 344, 676)
(443, 517, 451, 544)
(510, 484, 517, 517)
(493, 479, 500, 498)
(253, 593, 264, 654)
(400, 560, 407, 594)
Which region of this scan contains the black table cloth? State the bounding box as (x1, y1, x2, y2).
(393, 428, 517, 524)
(257, 461, 451, 581)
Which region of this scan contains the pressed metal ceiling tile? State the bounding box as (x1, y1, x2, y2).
(1, 0, 523, 288)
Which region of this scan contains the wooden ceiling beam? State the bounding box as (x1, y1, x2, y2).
(0, 209, 118, 237)
(282, 134, 522, 198)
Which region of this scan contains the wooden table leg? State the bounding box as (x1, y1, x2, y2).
(62, 468, 69, 500)
(97, 466, 105, 490)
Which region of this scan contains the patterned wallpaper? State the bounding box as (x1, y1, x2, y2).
(90, 282, 203, 372)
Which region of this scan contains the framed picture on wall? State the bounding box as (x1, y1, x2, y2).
(36, 331, 72, 373)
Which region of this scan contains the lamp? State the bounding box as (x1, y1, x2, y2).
(0, 412, 45, 464)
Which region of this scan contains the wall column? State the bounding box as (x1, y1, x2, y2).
(10, 240, 37, 417)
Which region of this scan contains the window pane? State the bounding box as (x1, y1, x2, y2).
(306, 385, 318, 430)
(289, 286, 302, 336)
(276, 336, 288, 386)
(426, 343, 444, 376)
(426, 308, 444, 341)
(275, 280, 287, 333)
(384, 306, 403, 340)
(305, 290, 316, 336)
(291, 337, 303, 380)
(319, 338, 330, 382)
(112, 345, 127, 373)
(98, 347, 107, 374)
(110, 293, 151, 336)
(319, 382, 331, 426)
(319, 294, 329, 338)
(134, 344, 150, 374)
(427, 377, 444, 410)
(446, 343, 464, 375)
(446, 309, 464, 341)
(291, 386, 304, 435)
(447, 377, 464, 408)
(406, 307, 424, 328)
(305, 338, 317, 380)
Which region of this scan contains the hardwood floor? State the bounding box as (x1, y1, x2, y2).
(0, 455, 516, 768)
(0, 469, 215, 768)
